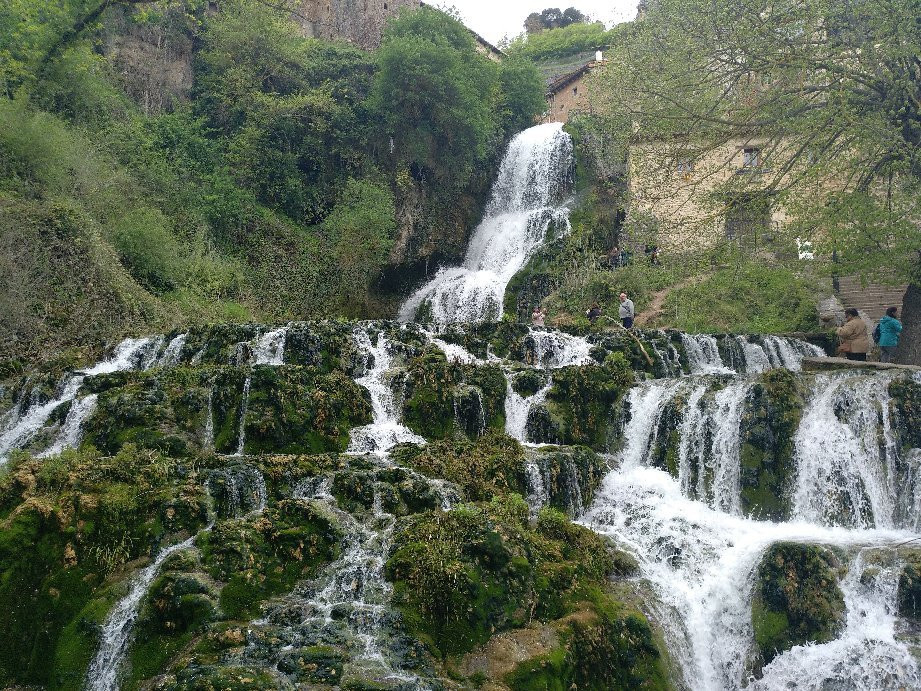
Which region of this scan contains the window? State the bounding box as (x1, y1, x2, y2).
(725, 195, 771, 251)
(742, 147, 762, 168)
(677, 158, 695, 173)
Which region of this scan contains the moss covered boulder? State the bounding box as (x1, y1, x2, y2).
(392, 432, 527, 502)
(385, 496, 625, 660)
(739, 370, 805, 521)
(543, 357, 631, 450)
(751, 543, 845, 669)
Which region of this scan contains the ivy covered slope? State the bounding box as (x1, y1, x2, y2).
(0, 1, 547, 364)
(0, 322, 679, 690)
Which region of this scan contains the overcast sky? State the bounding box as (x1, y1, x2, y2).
(446, 0, 640, 45)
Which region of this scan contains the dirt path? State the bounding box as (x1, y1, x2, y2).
(635, 275, 706, 327)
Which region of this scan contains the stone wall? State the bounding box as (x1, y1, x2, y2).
(293, 0, 423, 50)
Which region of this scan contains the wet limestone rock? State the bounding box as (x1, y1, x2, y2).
(751, 543, 846, 670)
(739, 370, 806, 521)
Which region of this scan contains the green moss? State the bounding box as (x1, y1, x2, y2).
(198, 499, 340, 619)
(890, 378, 921, 451)
(751, 543, 845, 668)
(0, 446, 209, 687)
(544, 361, 630, 450)
(243, 366, 372, 454)
(739, 370, 805, 521)
(402, 347, 458, 440)
(386, 496, 623, 659)
(392, 432, 527, 502)
(505, 604, 670, 691)
(898, 550, 921, 620)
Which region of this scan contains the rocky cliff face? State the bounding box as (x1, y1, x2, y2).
(293, 0, 423, 50)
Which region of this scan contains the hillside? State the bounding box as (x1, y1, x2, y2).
(0, 1, 545, 364)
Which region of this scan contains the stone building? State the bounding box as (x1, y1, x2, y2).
(543, 54, 606, 124)
(626, 136, 794, 251)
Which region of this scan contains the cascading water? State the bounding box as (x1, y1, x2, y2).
(504, 376, 552, 444)
(85, 536, 198, 691)
(348, 330, 425, 454)
(582, 361, 921, 690)
(0, 337, 159, 463)
(526, 328, 592, 368)
(682, 334, 734, 375)
(234, 376, 251, 457)
(236, 475, 430, 687)
(399, 123, 574, 325)
(752, 550, 921, 689)
(39, 393, 98, 459)
(154, 333, 187, 368)
(252, 327, 288, 365)
(792, 372, 909, 530)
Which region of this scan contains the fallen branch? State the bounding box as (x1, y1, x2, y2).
(598, 317, 654, 366)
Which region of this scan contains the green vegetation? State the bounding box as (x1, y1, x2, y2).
(508, 22, 617, 62)
(751, 543, 846, 669)
(0, 1, 546, 362)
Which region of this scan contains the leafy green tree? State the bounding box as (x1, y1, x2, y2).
(508, 21, 613, 62)
(372, 5, 500, 187)
(595, 0, 921, 283)
(195, 1, 374, 223)
(498, 56, 547, 132)
(323, 179, 397, 314)
(525, 7, 589, 34)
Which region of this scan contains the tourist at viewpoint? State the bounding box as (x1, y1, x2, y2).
(878, 306, 903, 363)
(837, 308, 870, 362)
(619, 292, 635, 329)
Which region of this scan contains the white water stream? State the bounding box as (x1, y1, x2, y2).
(348, 330, 425, 454)
(0, 337, 159, 463)
(399, 123, 573, 325)
(582, 368, 921, 690)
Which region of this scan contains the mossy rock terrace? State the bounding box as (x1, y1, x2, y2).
(0, 321, 681, 689)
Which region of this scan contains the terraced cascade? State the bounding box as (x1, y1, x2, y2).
(2, 321, 921, 690)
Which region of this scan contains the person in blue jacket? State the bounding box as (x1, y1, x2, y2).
(878, 306, 903, 362)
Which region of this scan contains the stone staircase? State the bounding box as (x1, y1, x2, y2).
(836, 276, 908, 321)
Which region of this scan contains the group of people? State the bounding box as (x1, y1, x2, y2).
(531, 293, 636, 330)
(603, 244, 662, 270)
(585, 293, 635, 328)
(836, 306, 903, 363)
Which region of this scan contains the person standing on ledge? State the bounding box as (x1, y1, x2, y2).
(878, 306, 903, 363)
(531, 306, 546, 327)
(586, 302, 602, 324)
(619, 292, 635, 329)
(836, 308, 870, 362)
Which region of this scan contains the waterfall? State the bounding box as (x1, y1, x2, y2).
(504, 375, 552, 444)
(252, 327, 288, 365)
(525, 459, 549, 515)
(792, 373, 905, 530)
(39, 394, 98, 459)
(681, 334, 734, 375)
(735, 336, 771, 374)
(154, 334, 187, 368)
(399, 123, 574, 325)
(203, 387, 215, 451)
(234, 376, 251, 457)
(752, 550, 921, 689)
(85, 536, 197, 691)
(0, 337, 158, 464)
(526, 328, 592, 368)
(347, 330, 425, 454)
(763, 335, 825, 371)
(582, 362, 921, 690)
(249, 476, 426, 686)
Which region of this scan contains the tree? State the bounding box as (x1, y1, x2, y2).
(372, 6, 500, 187)
(524, 7, 589, 34)
(594, 0, 920, 284)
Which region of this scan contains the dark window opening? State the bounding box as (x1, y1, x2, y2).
(725, 195, 771, 251)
